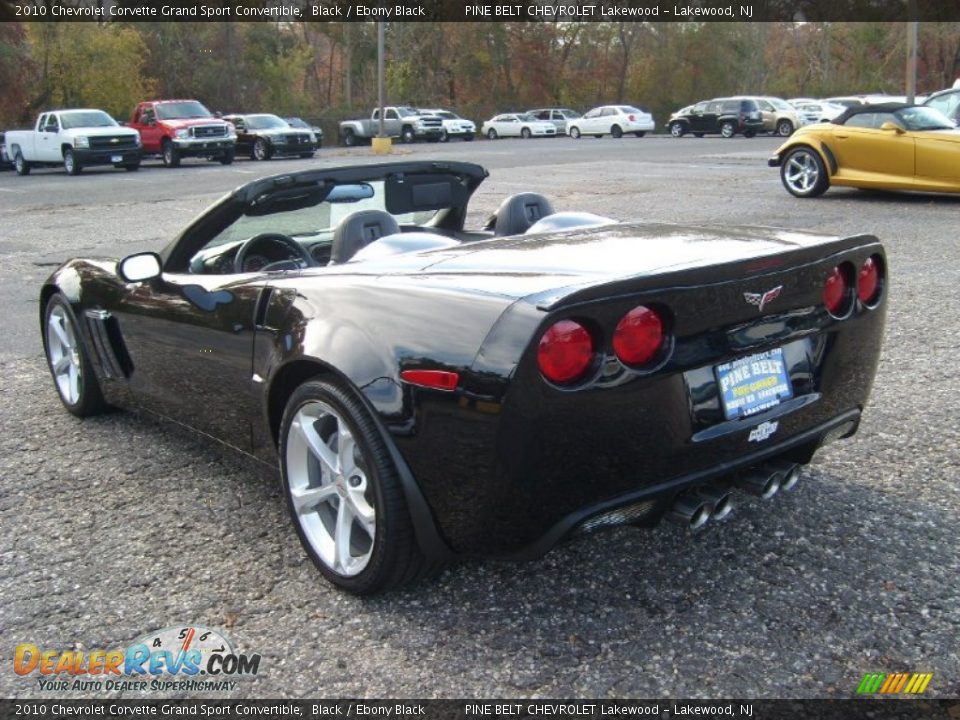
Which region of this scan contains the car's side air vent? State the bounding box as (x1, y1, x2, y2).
(84, 309, 132, 378)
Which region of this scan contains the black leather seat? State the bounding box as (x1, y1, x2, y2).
(329, 210, 401, 264)
(486, 193, 555, 236)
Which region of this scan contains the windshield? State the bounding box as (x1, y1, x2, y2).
(769, 98, 793, 111)
(245, 115, 288, 130)
(397, 107, 419, 118)
(285, 118, 308, 128)
(436, 111, 458, 120)
(156, 101, 213, 120)
(60, 111, 117, 129)
(896, 106, 956, 131)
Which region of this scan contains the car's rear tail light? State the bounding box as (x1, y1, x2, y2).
(538, 319, 595, 384)
(613, 305, 664, 366)
(823, 265, 850, 316)
(857, 255, 882, 305)
(628, 114, 636, 122)
(400, 369, 459, 391)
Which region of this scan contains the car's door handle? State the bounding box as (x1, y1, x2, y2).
(835, 133, 849, 139)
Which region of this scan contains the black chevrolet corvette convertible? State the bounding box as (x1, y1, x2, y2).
(41, 161, 886, 594)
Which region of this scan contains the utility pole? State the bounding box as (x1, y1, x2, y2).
(377, 22, 385, 138)
(905, 1, 918, 103)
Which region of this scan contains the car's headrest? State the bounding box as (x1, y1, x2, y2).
(350, 232, 460, 263)
(525, 211, 616, 234)
(485, 193, 555, 236)
(329, 210, 401, 264)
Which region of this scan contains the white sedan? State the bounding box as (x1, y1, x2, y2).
(481, 113, 557, 139)
(567, 105, 655, 138)
(789, 101, 846, 125)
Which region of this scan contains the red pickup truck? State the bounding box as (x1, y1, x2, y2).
(128, 100, 236, 167)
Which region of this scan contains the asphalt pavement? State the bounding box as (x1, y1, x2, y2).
(0, 135, 958, 699)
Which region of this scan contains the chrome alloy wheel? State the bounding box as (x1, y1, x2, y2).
(784, 150, 821, 194)
(46, 305, 82, 405)
(285, 401, 376, 576)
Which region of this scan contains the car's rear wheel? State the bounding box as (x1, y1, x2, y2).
(63, 149, 82, 175)
(521, 127, 532, 139)
(161, 139, 181, 168)
(720, 121, 736, 138)
(487, 128, 498, 140)
(610, 124, 623, 138)
(669, 122, 685, 138)
(777, 119, 795, 136)
(569, 127, 581, 139)
(14, 151, 30, 175)
(780, 147, 829, 198)
(279, 378, 436, 594)
(253, 138, 272, 161)
(44, 294, 108, 417)
(634, 131, 646, 137)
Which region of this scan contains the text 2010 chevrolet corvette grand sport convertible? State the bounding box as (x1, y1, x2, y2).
(41, 161, 887, 594)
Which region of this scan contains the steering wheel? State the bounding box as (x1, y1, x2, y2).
(234, 233, 314, 273)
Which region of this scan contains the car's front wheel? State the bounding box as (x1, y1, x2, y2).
(610, 124, 623, 138)
(161, 139, 181, 168)
(569, 127, 581, 139)
(439, 130, 449, 143)
(43, 293, 108, 417)
(279, 378, 435, 594)
(777, 119, 795, 136)
(486, 128, 498, 140)
(400, 126, 415, 144)
(634, 131, 646, 137)
(63, 149, 82, 175)
(521, 127, 532, 139)
(780, 146, 829, 198)
(669, 122, 685, 138)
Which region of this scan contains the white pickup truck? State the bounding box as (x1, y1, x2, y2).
(5, 109, 142, 176)
(339, 106, 443, 146)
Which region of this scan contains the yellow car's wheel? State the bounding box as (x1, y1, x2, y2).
(781, 147, 829, 198)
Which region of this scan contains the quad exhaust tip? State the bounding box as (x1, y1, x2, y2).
(697, 486, 734, 521)
(736, 461, 802, 499)
(667, 495, 712, 530)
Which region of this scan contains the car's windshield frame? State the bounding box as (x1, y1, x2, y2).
(59, 111, 118, 129)
(156, 101, 214, 120)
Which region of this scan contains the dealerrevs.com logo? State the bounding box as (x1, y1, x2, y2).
(14, 625, 261, 693)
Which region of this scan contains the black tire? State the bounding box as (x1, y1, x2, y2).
(780, 146, 830, 198)
(487, 128, 498, 140)
(63, 148, 82, 175)
(400, 126, 415, 144)
(463, 133, 474, 141)
(669, 122, 685, 138)
(634, 131, 646, 137)
(342, 129, 357, 147)
(521, 127, 532, 139)
(720, 121, 736, 139)
(693, 132, 705, 138)
(611, 124, 623, 138)
(43, 293, 108, 418)
(439, 129, 449, 143)
(15, 151, 31, 175)
(300, 152, 315, 159)
(219, 148, 235, 165)
(161, 139, 181, 168)
(569, 127, 581, 139)
(253, 138, 272, 161)
(279, 378, 437, 594)
(777, 119, 795, 137)
(123, 163, 140, 171)
(744, 130, 757, 139)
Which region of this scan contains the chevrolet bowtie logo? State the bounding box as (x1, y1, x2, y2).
(743, 285, 783, 312)
(110, 138, 119, 143)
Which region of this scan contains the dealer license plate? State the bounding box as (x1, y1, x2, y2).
(715, 348, 793, 420)
(111, 155, 122, 163)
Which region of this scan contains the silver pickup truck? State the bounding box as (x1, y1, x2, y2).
(339, 106, 443, 146)
(5, 109, 142, 176)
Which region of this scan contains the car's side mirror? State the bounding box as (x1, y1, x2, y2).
(119, 252, 162, 283)
(880, 121, 905, 134)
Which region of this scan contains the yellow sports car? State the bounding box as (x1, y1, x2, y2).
(769, 103, 960, 197)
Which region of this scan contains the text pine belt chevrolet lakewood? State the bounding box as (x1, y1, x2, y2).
(40, 161, 887, 594)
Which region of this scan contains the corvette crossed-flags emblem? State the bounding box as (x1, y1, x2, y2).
(743, 285, 783, 312)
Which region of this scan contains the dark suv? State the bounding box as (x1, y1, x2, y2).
(668, 98, 765, 138)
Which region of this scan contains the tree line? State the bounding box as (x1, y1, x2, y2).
(2, 21, 959, 131)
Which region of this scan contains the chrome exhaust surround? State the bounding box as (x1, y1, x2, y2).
(666, 495, 712, 530)
(697, 486, 735, 521)
(736, 468, 782, 499)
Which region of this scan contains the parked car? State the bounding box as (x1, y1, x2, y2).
(789, 101, 846, 125)
(566, 105, 655, 138)
(223, 114, 318, 160)
(668, 98, 764, 138)
(128, 99, 236, 168)
(757, 97, 803, 136)
(481, 113, 557, 139)
(0, 132, 12, 169)
(5, 109, 141, 175)
(769, 103, 960, 197)
(823, 96, 866, 109)
(39, 160, 886, 594)
(285, 117, 324, 148)
(528, 108, 582, 135)
(417, 109, 475, 142)
(339, 106, 443, 146)
(922, 88, 960, 123)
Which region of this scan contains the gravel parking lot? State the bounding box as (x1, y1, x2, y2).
(1, 136, 958, 699)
